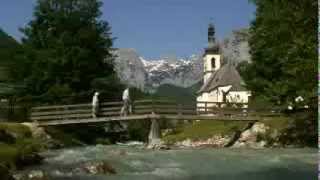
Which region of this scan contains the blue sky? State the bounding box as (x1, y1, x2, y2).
(0, 0, 255, 59)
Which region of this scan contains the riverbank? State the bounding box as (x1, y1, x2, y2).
(0, 123, 45, 179)
(161, 116, 316, 149)
(0, 121, 126, 179)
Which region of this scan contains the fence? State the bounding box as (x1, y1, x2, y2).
(30, 99, 285, 124)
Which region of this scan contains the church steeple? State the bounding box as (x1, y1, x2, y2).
(203, 23, 222, 84)
(205, 23, 220, 54)
(208, 23, 215, 48)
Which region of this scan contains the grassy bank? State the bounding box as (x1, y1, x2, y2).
(163, 117, 291, 145)
(163, 121, 246, 144)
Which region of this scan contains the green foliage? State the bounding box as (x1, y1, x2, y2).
(247, 95, 275, 109)
(47, 125, 108, 145)
(241, 0, 317, 147)
(127, 119, 151, 142)
(153, 82, 201, 104)
(95, 138, 111, 145)
(258, 112, 316, 147)
(0, 158, 14, 180)
(0, 123, 42, 170)
(260, 117, 290, 131)
(130, 87, 151, 101)
(44, 126, 85, 146)
(278, 108, 317, 147)
(91, 75, 125, 101)
(0, 28, 20, 66)
(14, 0, 117, 103)
(0, 144, 18, 169)
(0, 28, 23, 98)
(0, 123, 31, 138)
(241, 0, 317, 105)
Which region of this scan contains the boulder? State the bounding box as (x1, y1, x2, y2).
(81, 161, 116, 175)
(21, 123, 63, 149)
(13, 170, 49, 180)
(231, 122, 270, 148)
(232, 142, 246, 148)
(237, 130, 256, 142)
(147, 139, 170, 150)
(51, 170, 73, 177)
(174, 135, 231, 148)
(21, 123, 50, 140)
(180, 139, 192, 147)
(251, 122, 269, 134)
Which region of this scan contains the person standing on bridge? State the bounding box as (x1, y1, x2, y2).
(121, 87, 131, 116)
(92, 91, 99, 118)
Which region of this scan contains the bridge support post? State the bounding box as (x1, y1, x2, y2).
(147, 116, 161, 149)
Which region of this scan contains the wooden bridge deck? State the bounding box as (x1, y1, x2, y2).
(30, 100, 284, 126)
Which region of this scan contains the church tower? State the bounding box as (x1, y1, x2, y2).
(203, 23, 221, 84)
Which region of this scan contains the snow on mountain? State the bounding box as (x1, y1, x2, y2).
(141, 56, 202, 91)
(113, 49, 202, 92)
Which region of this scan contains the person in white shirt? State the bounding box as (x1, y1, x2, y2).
(92, 92, 99, 118)
(121, 88, 131, 116)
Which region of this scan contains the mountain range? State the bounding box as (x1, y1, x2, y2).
(113, 28, 251, 93)
(113, 48, 203, 93)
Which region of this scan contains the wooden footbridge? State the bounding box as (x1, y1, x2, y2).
(30, 100, 284, 126)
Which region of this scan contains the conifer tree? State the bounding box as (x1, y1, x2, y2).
(19, 0, 116, 102)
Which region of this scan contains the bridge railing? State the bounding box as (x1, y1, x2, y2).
(132, 100, 197, 115)
(30, 100, 285, 123)
(31, 101, 123, 122)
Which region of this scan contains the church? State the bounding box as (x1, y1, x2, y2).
(197, 24, 251, 108)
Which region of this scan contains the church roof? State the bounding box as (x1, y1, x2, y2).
(198, 63, 247, 94)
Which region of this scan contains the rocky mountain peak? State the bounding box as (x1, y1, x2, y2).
(113, 49, 203, 92)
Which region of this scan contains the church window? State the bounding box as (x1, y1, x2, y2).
(211, 57, 215, 69)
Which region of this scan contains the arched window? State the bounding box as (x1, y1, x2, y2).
(211, 57, 216, 70)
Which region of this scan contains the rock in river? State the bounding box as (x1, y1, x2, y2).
(80, 161, 116, 175)
(13, 170, 49, 180)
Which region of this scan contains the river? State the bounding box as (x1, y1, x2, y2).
(23, 145, 317, 180)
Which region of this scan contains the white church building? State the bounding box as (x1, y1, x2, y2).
(197, 24, 251, 108)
